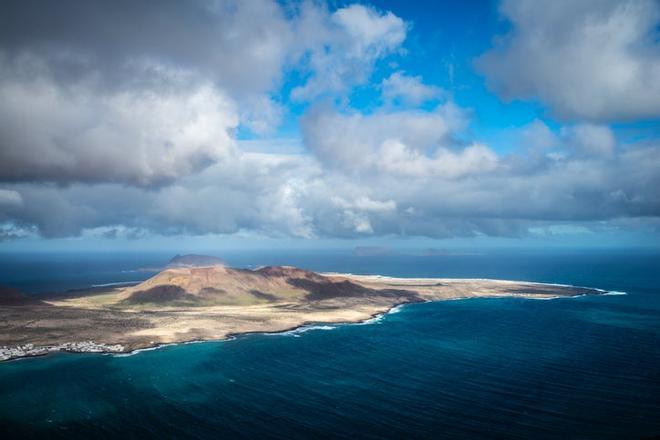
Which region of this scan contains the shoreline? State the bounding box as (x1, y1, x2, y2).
(109, 302, 411, 359)
(0, 300, 412, 363)
(0, 288, 625, 363)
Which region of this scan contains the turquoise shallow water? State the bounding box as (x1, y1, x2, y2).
(0, 250, 659, 439)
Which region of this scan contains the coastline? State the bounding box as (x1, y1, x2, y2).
(0, 299, 412, 362)
(0, 286, 624, 363)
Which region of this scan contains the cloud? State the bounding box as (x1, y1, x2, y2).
(0, 0, 293, 99)
(0, 0, 292, 185)
(476, 0, 660, 121)
(0, 0, 409, 186)
(377, 140, 499, 179)
(0, 223, 33, 241)
(381, 71, 443, 106)
(0, 0, 657, 243)
(2, 151, 324, 238)
(562, 124, 616, 157)
(300, 103, 496, 178)
(0, 57, 238, 185)
(0, 189, 24, 240)
(2, 130, 659, 239)
(0, 189, 22, 208)
(291, 3, 407, 101)
(328, 195, 396, 234)
(294, 104, 659, 238)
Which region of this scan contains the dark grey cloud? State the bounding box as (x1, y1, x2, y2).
(0, 0, 411, 186)
(3, 128, 658, 239)
(0, 0, 658, 242)
(0, 0, 295, 185)
(0, 0, 290, 95)
(2, 151, 321, 238)
(0, 66, 239, 185)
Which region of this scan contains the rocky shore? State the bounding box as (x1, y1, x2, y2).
(0, 341, 125, 362)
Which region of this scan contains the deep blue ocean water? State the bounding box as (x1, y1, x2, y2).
(0, 249, 659, 439)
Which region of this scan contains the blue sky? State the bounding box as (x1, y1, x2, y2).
(261, 0, 544, 148)
(0, 0, 659, 252)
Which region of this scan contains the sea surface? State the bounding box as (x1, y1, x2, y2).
(0, 249, 659, 439)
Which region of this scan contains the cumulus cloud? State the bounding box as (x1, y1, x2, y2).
(562, 124, 616, 157)
(300, 103, 496, 178)
(2, 131, 659, 239)
(2, 151, 323, 238)
(293, 103, 659, 238)
(0, 0, 291, 185)
(476, 0, 660, 121)
(0, 0, 658, 242)
(291, 3, 407, 100)
(0, 0, 409, 186)
(0, 57, 238, 185)
(327, 195, 397, 234)
(0, 0, 293, 99)
(381, 72, 443, 106)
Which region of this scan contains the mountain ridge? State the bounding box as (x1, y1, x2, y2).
(119, 262, 410, 306)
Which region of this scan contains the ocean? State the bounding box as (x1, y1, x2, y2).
(0, 249, 659, 439)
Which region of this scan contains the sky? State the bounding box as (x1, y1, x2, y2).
(0, 0, 659, 252)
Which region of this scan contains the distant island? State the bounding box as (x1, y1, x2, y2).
(167, 254, 226, 268)
(0, 255, 608, 361)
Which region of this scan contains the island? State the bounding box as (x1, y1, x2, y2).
(0, 255, 607, 361)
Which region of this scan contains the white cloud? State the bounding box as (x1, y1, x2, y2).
(518, 120, 560, 151)
(512, 120, 617, 159)
(1, 150, 320, 238)
(377, 140, 499, 178)
(301, 103, 496, 178)
(476, 0, 660, 121)
(381, 71, 443, 106)
(0, 57, 238, 185)
(0, 0, 297, 132)
(332, 4, 406, 54)
(259, 179, 315, 239)
(0, 1, 411, 187)
(563, 124, 616, 157)
(0, 0, 658, 242)
(239, 95, 285, 135)
(291, 3, 407, 101)
(3, 132, 659, 239)
(330, 196, 397, 235)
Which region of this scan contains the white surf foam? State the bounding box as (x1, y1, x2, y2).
(509, 281, 626, 298)
(355, 304, 407, 325)
(357, 314, 385, 325)
(112, 343, 176, 357)
(266, 325, 337, 337)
